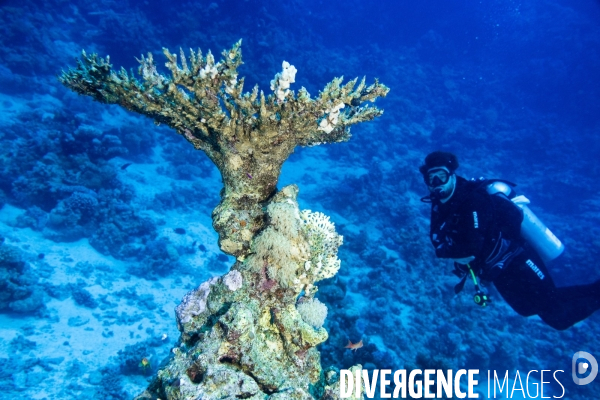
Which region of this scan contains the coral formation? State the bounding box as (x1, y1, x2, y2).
(140, 187, 340, 399)
(297, 297, 329, 329)
(0, 242, 45, 314)
(60, 41, 388, 398)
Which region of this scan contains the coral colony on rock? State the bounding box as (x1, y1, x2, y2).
(60, 41, 389, 399)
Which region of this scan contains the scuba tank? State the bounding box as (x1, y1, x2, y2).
(486, 181, 564, 263)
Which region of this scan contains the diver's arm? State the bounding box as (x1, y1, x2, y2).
(433, 192, 491, 261)
(455, 193, 493, 261)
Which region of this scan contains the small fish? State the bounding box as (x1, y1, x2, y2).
(246, 173, 253, 179)
(139, 357, 150, 369)
(345, 339, 363, 352)
(198, 244, 207, 252)
(120, 163, 132, 170)
(38, 253, 45, 259)
(174, 227, 186, 235)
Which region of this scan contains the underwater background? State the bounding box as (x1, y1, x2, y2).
(1, 0, 599, 398)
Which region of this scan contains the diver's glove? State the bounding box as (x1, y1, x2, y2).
(452, 256, 475, 265)
(451, 256, 475, 294)
(451, 256, 475, 277)
(511, 195, 530, 206)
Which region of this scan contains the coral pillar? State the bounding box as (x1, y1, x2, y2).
(60, 41, 388, 399)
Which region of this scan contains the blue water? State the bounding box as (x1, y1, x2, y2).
(1, 0, 599, 398)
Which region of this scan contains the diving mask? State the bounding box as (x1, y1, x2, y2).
(425, 167, 451, 187)
(426, 167, 456, 202)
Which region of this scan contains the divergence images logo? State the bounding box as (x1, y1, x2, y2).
(572, 351, 598, 385)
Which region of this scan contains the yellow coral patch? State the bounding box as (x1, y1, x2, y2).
(230, 154, 243, 170)
(221, 239, 241, 254)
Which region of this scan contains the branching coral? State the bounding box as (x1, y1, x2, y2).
(60, 40, 388, 258)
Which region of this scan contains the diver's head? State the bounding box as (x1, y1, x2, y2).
(419, 151, 459, 203)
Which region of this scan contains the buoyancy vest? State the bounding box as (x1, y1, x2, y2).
(424, 177, 525, 281)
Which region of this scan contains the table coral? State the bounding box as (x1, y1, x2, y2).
(60, 40, 388, 258)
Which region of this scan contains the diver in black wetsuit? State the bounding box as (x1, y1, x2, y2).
(420, 151, 600, 330)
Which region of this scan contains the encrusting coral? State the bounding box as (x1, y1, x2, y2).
(60, 41, 386, 399)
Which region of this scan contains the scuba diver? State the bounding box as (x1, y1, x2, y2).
(420, 151, 600, 330)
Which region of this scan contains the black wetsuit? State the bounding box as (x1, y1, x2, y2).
(427, 176, 600, 330)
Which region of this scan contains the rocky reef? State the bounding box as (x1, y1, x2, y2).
(60, 41, 387, 399)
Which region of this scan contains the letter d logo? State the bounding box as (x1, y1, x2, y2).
(572, 351, 598, 385)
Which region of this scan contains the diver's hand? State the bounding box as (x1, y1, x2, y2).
(452, 256, 475, 265)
